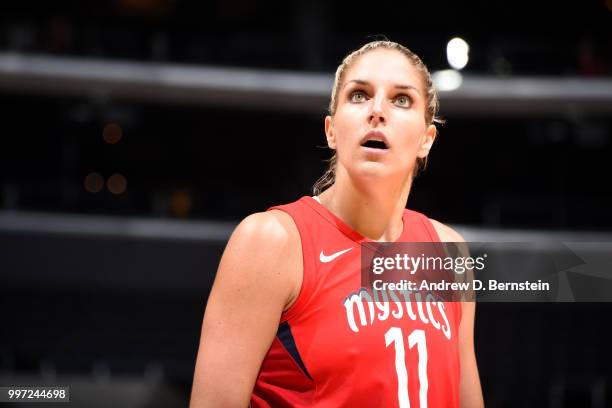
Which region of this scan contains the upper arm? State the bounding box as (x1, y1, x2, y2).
(190, 210, 302, 408)
(457, 300, 484, 407)
(430, 219, 484, 408)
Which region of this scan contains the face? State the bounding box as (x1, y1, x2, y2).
(325, 48, 436, 184)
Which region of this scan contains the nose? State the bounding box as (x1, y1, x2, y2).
(368, 92, 386, 126)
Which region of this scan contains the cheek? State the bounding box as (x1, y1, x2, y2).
(397, 120, 425, 148)
(395, 126, 427, 165)
(333, 117, 360, 147)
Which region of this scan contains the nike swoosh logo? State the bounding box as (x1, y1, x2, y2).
(320, 247, 353, 263)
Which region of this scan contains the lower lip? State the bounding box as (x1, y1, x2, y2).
(361, 146, 390, 155)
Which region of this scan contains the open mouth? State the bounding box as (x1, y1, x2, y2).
(362, 139, 388, 149)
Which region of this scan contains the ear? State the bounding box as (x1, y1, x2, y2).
(324, 115, 337, 149)
(417, 124, 437, 159)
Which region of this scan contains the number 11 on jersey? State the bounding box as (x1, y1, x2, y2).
(385, 327, 428, 408)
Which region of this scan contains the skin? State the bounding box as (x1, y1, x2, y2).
(320, 48, 436, 241)
(190, 48, 484, 408)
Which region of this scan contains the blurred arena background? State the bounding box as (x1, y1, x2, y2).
(0, 0, 611, 407)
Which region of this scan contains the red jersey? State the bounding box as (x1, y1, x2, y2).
(251, 196, 461, 408)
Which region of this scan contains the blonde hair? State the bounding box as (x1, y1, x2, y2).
(313, 40, 443, 196)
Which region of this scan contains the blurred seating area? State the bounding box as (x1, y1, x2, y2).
(1, 1, 611, 407)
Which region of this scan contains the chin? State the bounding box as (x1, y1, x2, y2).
(355, 160, 387, 174)
(352, 162, 408, 183)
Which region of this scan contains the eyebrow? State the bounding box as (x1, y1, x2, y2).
(343, 79, 421, 94)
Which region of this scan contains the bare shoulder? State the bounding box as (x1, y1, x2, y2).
(233, 210, 300, 245)
(222, 210, 302, 310)
(429, 218, 465, 243)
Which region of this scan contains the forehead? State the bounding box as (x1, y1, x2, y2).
(344, 48, 422, 88)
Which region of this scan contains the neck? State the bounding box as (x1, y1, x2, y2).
(317, 167, 413, 241)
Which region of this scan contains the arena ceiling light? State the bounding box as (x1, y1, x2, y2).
(432, 69, 463, 92)
(447, 37, 469, 70)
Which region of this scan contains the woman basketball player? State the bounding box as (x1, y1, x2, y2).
(190, 40, 484, 407)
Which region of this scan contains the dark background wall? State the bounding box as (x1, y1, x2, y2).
(1, 0, 611, 407)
